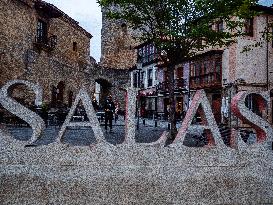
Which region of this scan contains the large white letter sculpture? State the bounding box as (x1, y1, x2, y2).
(173, 90, 226, 149)
(231, 91, 273, 148)
(58, 88, 105, 144)
(124, 87, 137, 144)
(0, 80, 45, 144)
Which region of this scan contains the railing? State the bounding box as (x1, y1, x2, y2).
(190, 72, 221, 89)
(34, 35, 57, 50)
(156, 78, 186, 94)
(137, 53, 160, 66)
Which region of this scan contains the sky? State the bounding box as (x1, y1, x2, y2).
(44, 0, 273, 63)
(44, 0, 102, 62)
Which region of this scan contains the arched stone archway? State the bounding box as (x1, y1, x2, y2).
(68, 90, 73, 108)
(95, 78, 112, 108)
(51, 85, 57, 107)
(89, 65, 130, 111)
(7, 82, 36, 107)
(56, 81, 65, 104)
(51, 81, 66, 107)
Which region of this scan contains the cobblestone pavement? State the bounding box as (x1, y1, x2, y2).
(2, 118, 207, 147)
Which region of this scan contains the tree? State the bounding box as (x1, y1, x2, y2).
(98, 0, 258, 139)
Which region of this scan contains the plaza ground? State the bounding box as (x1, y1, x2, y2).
(3, 118, 209, 147)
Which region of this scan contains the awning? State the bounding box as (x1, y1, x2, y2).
(138, 88, 156, 97)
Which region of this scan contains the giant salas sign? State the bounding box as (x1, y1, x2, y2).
(0, 80, 272, 149)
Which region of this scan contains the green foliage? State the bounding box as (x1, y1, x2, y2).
(97, 0, 262, 138)
(98, 0, 259, 64)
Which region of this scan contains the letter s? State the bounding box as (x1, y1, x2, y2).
(0, 80, 45, 144)
(231, 91, 273, 145)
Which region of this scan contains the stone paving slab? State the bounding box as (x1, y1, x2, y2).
(1, 121, 273, 204)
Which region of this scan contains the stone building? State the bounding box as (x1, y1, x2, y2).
(93, 6, 139, 110)
(0, 0, 94, 107)
(100, 6, 138, 69)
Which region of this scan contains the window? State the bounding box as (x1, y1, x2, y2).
(37, 19, 48, 43)
(145, 45, 149, 63)
(190, 55, 222, 88)
(73, 42, 77, 51)
(195, 63, 201, 85)
(137, 44, 156, 65)
(245, 94, 263, 117)
(140, 72, 145, 88)
(176, 67, 183, 79)
(190, 63, 195, 77)
(148, 69, 153, 87)
(215, 58, 222, 82)
(245, 18, 254, 37)
(203, 61, 208, 84)
(217, 21, 224, 32)
(137, 48, 143, 62)
(149, 44, 154, 61)
(133, 73, 138, 88)
(155, 69, 158, 80)
(121, 23, 127, 34)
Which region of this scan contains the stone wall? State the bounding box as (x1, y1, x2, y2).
(100, 7, 138, 69)
(0, 0, 93, 105)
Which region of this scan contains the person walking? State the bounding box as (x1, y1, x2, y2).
(92, 98, 99, 112)
(104, 95, 115, 132)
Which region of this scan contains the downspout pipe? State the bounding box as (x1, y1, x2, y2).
(266, 14, 270, 122)
(266, 15, 269, 92)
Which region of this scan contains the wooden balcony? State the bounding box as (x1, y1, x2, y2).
(156, 78, 187, 95)
(34, 35, 57, 51)
(190, 72, 221, 89)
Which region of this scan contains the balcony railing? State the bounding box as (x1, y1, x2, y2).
(156, 78, 186, 95)
(34, 35, 57, 51)
(190, 72, 221, 89)
(137, 53, 160, 66)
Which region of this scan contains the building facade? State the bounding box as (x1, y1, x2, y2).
(130, 42, 188, 120)
(1, 0, 95, 107)
(130, 42, 158, 118)
(189, 5, 273, 127)
(130, 5, 273, 128)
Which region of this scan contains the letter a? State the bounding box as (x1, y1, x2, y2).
(124, 87, 137, 144)
(58, 88, 105, 144)
(173, 90, 225, 148)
